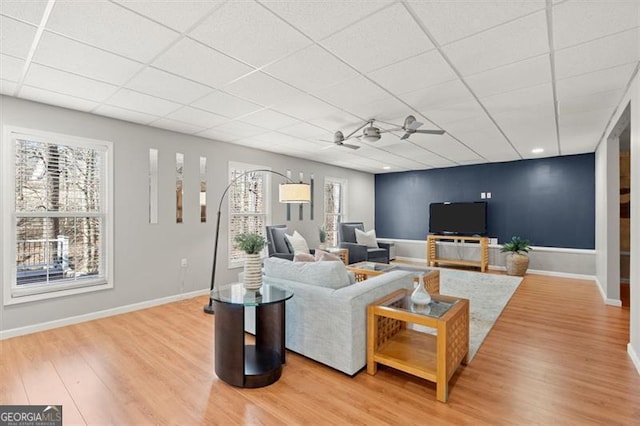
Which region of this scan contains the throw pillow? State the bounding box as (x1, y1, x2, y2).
(294, 252, 315, 262)
(285, 230, 310, 254)
(314, 249, 341, 262)
(355, 228, 379, 248)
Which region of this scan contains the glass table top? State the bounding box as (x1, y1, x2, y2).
(348, 261, 397, 272)
(387, 294, 458, 319)
(211, 283, 293, 307)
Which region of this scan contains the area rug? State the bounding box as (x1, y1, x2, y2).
(396, 265, 522, 362)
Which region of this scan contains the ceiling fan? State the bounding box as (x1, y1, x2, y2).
(321, 115, 445, 148)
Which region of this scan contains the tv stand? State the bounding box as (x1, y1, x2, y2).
(427, 235, 489, 272)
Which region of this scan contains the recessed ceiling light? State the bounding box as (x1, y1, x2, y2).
(382, 165, 391, 170)
(532, 148, 544, 154)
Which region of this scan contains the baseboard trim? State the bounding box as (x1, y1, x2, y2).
(0, 288, 210, 340)
(593, 277, 623, 307)
(395, 257, 597, 281)
(628, 344, 640, 375)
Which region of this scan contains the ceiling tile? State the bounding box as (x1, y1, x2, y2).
(264, 45, 358, 93)
(151, 118, 205, 135)
(126, 67, 212, 104)
(558, 89, 624, 116)
(191, 90, 263, 119)
(344, 97, 410, 124)
(24, 63, 119, 102)
(321, 3, 434, 73)
(492, 109, 558, 156)
(313, 76, 390, 112)
(443, 11, 548, 76)
(368, 50, 457, 95)
(411, 134, 482, 163)
(277, 122, 328, 140)
(410, 0, 545, 46)
(239, 109, 301, 131)
(224, 72, 304, 107)
(93, 104, 159, 125)
(166, 106, 228, 128)
(196, 127, 241, 143)
(555, 29, 639, 80)
(482, 83, 554, 115)
(556, 63, 636, 102)
(272, 93, 344, 121)
(188, 1, 312, 68)
(153, 38, 253, 89)
(444, 114, 497, 136)
(1, 16, 37, 59)
(0, 0, 48, 25)
(106, 88, 182, 116)
(453, 126, 518, 160)
(306, 112, 365, 136)
(33, 32, 142, 85)
(213, 120, 269, 139)
(1, 79, 18, 95)
(46, 0, 179, 63)
(553, 0, 640, 50)
(20, 86, 99, 111)
(421, 99, 486, 125)
(558, 108, 614, 153)
(465, 54, 551, 98)
(0, 54, 25, 81)
(113, 0, 221, 33)
(401, 79, 473, 115)
(261, 0, 393, 41)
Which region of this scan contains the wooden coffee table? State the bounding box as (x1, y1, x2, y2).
(367, 289, 469, 402)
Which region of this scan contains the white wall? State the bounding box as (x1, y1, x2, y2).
(595, 71, 639, 373)
(0, 96, 374, 332)
(595, 131, 621, 304)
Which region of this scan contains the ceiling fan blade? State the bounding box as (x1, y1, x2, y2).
(414, 129, 446, 135)
(400, 133, 410, 140)
(341, 143, 360, 150)
(407, 120, 423, 131)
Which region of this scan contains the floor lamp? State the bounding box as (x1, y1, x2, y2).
(204, 169, 311, 314)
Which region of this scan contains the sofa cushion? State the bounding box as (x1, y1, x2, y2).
(264, 257, 351, 289)
(355, 228, 379, 248)
(285, 230, 310, 254)
(314, 249, 341, 262)
(294, 252, 315, 262)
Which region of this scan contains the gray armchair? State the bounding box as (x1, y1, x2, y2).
(266, 225, 294, 260)
(338, 222, 390, 264)
(266, 225, 314, 260)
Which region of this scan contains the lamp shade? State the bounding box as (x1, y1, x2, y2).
(279, 183, 311, 203)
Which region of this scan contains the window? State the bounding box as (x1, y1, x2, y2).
(228, 162, 270, 268)
(324, 177, 347, 246)
(3, 127, 113, 305)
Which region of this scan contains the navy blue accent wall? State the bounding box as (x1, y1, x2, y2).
(375, 154, 595, 249)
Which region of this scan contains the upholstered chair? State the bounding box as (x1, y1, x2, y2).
(266, 225, 294, 261)
(337, 222, 390, 264)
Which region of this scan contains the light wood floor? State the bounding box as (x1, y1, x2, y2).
(1, 273, 639, 425)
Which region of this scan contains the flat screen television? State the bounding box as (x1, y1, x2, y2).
(429, 202, 487, 236)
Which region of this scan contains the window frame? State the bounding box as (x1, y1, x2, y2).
(227, 161, 271, 269)
(323, 176, 348, 247)
(2, 126, 114, 306)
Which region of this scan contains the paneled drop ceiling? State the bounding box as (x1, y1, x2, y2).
(1, 0, 638, 173)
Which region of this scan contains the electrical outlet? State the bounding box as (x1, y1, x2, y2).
(480, 192, 486, 199)
(181, 258, 188, 267)
(487, 192, 492, 199)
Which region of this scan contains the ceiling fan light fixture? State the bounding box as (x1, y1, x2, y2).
(362, 134, 381, 142)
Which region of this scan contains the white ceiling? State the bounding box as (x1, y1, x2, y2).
(1, 0, 638, 174)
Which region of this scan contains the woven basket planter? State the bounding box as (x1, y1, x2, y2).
(505, 253, 529, 276)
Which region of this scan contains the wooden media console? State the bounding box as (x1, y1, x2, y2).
(427, 235, 489, 272)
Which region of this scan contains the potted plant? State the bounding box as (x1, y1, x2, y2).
(501, 236, 531, 276)
(234, 233, 266, 290)
(318, 225, 327, 249)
